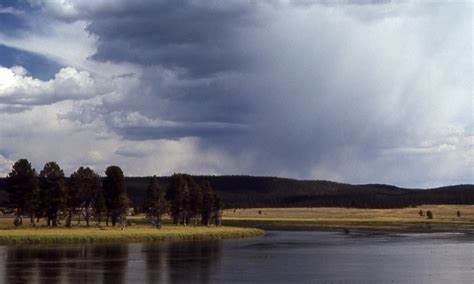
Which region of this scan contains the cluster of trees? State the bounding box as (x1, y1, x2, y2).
(6, 159, 129, 227)
(5, 159, 222, 228)
(143, 174, 222, 228)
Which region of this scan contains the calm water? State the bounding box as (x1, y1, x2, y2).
(0, 231, 472, 283)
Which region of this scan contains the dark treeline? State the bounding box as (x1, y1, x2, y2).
(121, 176, 473, 209)
(0, 165, 472, 213)
(1, 159, 221, 228)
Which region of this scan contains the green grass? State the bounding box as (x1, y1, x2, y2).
(0, 225, 264, 245)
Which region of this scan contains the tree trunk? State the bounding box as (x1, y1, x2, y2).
(66, 211, 73, 227)
(76, 211, 82, 225)
(52, 215, 58, 227)
(15, 208, 23, 226)
(156, 216, 162, 229)
(84, 210, 90, 227)
(215, 211, 222, 226)
(120, 216, 126, 230)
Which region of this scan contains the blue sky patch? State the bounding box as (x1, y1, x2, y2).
(0, 44, 61, 80)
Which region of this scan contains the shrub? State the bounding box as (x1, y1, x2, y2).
(13, 217, 22, 227)
(457, 211, 461, 217)
(426, 210, 433, 219)
(419, 209, 423, 216)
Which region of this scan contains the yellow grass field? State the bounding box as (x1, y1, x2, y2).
(0, 225, 264, 245)
(222, 205, 474, 232)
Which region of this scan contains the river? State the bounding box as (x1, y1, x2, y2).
(0, 231, 472, 283)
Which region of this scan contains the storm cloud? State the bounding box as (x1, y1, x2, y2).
(0, 0, 471, 187)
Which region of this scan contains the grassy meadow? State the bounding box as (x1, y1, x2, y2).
(222, 205, 474, 232)
(0, 224, 264, 245)
(0, 205, 472, 245)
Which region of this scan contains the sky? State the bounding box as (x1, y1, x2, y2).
(0, 0, 472, 188)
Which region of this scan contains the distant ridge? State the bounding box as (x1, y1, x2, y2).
(0, 176, 472, 209)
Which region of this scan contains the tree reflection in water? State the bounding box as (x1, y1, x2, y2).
(144, 241, 222, 283)
(3, 240, 221, 283)
(4, 244, 128, 283)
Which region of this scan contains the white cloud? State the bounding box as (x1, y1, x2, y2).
(0, 155, 14, 177)
(0, 66, 110, 106)
(0, 105, 241, 177)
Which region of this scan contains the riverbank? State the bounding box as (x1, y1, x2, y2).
(222, 205, 474, 233)
(0, 225, 265, 245)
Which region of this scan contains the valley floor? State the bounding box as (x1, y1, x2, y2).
(222, 205, 474, 233)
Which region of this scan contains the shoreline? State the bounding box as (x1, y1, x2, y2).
(0, 225, 265, 245)
(223, 218, 474, 233)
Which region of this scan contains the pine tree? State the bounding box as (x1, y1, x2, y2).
(200, 181, 214, 226)
(69, 167, 102, 226)
(6, 159, 39, 226)
(187, 176, 203, 225)
(39, 162, 66, 227)
(213, 192, 222, 226)
(94, 188, 106, 225)
(103, 166, 129, 226)
(143, 176, 168, 228)
(167, 174, 185, 225)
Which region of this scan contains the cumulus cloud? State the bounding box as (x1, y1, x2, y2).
(0, 65, 110, 107)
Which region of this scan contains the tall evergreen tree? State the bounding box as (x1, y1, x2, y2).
(64, 181, 79, 227)
(167, 174, 186, 225)
(143, 176, 168, 228)
(69, 167, 102, 226)
(200, 181, 215, 226)
(103, 166, 129, 226)
(93, 187, 106, 225)
(39, 162, 66, 227)
(187, 176, 203, 225)
(6, 159, 39, 226)
(181, 177, 191, 226)
(213, 192, 222, 226)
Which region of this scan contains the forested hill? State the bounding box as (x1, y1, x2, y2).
(0, 176, 472, 209)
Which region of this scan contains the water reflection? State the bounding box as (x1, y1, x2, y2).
(144, 241, 221, 283)
(4, 245, 122, 283)
(2, 240, 221, 283)
(1, 232, 473, 283)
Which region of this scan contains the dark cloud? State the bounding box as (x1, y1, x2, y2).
(86, 1, 258, 77)
(112, 124, 247, 141)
